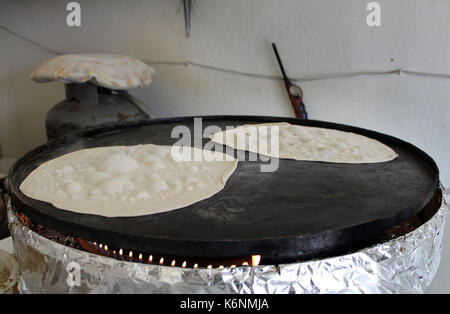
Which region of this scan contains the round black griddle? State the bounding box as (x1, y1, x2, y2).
(8, 116, 439, 264)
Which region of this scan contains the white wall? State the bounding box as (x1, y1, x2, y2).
(0, 0, 449, 292)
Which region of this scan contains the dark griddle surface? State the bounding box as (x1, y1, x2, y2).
(9, 116, 439, 263)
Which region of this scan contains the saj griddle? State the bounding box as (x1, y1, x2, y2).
(7, 116, 440, 267)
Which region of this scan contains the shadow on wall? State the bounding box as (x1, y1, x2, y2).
(0, 65, 64, 158)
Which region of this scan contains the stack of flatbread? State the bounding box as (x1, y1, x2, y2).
(30, 54, 154, 90)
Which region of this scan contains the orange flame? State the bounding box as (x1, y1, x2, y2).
(251, 255, 261, 267)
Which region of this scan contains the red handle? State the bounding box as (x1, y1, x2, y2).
(284, 82, 308, 119)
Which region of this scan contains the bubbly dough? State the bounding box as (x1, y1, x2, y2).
(20, 144, 238, 217)
(210, 122, 398, 163)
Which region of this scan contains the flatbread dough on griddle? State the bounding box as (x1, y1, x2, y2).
(20, 144, 237, 217)
(30, 54, 154, 90)
(210, 122, 398, 163)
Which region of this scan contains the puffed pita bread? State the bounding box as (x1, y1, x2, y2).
(20, 144, 238, 217)
(30, 54, 154, 90)
(210, 122, 398, 163)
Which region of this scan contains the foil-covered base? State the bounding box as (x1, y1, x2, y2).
(7, 187, 448, 294)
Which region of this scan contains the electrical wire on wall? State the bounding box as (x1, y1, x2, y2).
(2, 24, 450, 84)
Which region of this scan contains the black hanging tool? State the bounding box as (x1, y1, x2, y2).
(183, 0, 191, 38)
(272, 43, 308, 119)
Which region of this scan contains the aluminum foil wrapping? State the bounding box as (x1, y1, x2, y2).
(7, 187, 448, 294)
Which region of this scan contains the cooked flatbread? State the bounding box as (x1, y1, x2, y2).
(20, 144, 237, 217)
(210, 122, 398, 163)
(30, 54, 154, 90)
